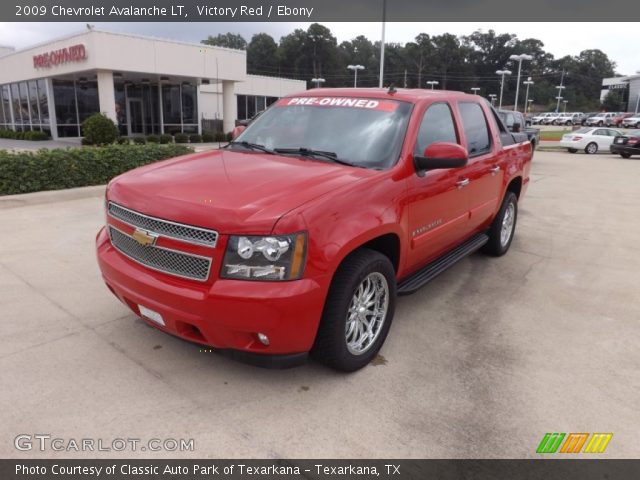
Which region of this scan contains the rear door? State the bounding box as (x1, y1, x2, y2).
(457, 101, 505, 233)
(406, 102, 469, 271)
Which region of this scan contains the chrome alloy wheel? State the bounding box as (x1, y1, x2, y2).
(500, 202, 515, 247)
(345, 272, 389, 355)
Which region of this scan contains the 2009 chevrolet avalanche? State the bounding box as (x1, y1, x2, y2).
(96, 88, 532, 371)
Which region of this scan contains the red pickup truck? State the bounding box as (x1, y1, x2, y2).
(96, 88, 532, 371)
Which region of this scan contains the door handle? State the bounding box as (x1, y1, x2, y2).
(490, 166, 501, 176)
(456, 178, 470, 189)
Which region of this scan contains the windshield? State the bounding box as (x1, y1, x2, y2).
(233, 96, 412, 169)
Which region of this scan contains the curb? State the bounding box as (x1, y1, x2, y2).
(0, 184, 106, 209)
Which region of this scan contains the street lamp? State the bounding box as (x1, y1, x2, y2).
(488, 94, 497, 106)
(527, 98, 533, 113)
(496, 69, 512, 109)
(347, 65, 365, 87)
(510, 53, 533, 112)
(426, 80, 439, 90)
(562, 100, 569, 113)
(471, 87, 480, 95)
(311, 78, 325, 88)
(523, 77, 534, 112)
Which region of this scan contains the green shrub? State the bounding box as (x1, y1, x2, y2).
(81, 113, 119, 145)
(189, 134, 202, 143)
(81, 137, 92, 146)
(16, 132, 25, 140)
(146, 135, 159, 144)
(133, 136, 147, 145)
(0, 144, 194, 195)
(225, 132, 233, 142)
(159, 134, 173, 144)
(23, 131, 49, 141)
(202, 132, 214, 143)
(174, 133, 189, 144)
(116, 137, 129, 145)
(214, 131, 226, 142)
(0, 129, 17, 139)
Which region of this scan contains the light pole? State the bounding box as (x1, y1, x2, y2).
(496, 69, 512, 109)
(523, 77, 534, 111)
(555, 69, 566, 113)
(426, 80, 439, 90)
(563, 100, 568, 113)
(347, 65, 365, 87)
(510, 53, 533, 112)
(527, 98, 533, 113)
(471, 87, 480, 95)
(488, 94, 497, 106)
(311, 78, 325, 88)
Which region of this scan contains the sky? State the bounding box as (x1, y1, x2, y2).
(0, 22, 638, 75)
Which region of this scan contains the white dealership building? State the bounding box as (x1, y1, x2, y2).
(600, 74, 640, 112)
(0, 29, 306, 139)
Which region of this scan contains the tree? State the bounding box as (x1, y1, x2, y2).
(247, 33, 278, 75)
(201, 33, 247, 50)
(601, 90, 624, 112)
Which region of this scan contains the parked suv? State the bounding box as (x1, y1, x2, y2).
(621, 114, 640, 129)
(586, 112, 616, 127)
(554, 112, 584, 126)
(96, 89, 532, 371)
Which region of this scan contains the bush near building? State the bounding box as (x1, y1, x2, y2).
(0, 129, 50, 140)
(0, 144, 193, 196)
(81, 113, 120, 145)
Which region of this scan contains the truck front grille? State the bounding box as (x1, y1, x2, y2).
(108, 202, 218, 247)
(108, 226, 212, 282)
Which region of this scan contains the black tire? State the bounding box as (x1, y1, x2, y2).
(620, 153, 632, 159)
(483, 191, 518, 257)
(585, 142, 598, 154)
(598, 121, 604, 126)
(312, 249, 396, 372)
(568, 148, 578, 153)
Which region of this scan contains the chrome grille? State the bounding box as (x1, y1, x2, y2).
(108, 202, 218, 247)
(109, 227, 212, 281)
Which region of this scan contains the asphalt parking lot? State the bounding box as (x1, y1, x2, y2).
(1, 150, 639, 459)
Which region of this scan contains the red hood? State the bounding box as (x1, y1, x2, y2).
(108, 149, 373, 234)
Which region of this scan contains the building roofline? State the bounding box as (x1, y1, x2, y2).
(0, 27, 247, 59)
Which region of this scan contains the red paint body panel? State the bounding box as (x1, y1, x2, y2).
(96, 88, 532, 360)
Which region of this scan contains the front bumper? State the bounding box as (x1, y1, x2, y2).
(96, 227, 329, 367)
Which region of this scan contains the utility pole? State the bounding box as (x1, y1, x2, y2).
(378, 0, 386, 88)
(404, 69, 407, 88)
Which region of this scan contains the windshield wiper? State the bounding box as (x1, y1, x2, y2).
(226, 141, 275, 154)
(273, 147, 358, 167)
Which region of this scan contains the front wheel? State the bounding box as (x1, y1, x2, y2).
(312, 249, 396, 372)
(483, 191, 518, 257)
(585, 142, 598, 154)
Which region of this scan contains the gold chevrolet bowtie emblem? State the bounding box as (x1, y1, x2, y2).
(132, 228, 158, 247)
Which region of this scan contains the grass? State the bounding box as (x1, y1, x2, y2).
(539, 130, 567, 141)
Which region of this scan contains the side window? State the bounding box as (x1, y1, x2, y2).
(593, 129, 606, 136)
(459, 102, 492, 156)
(414, 102, 458, 155)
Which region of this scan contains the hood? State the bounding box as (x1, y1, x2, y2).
(108, 149, 373, 234)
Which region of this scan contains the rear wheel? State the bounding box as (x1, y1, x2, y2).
(620, 153, 632, 159)
(568, 148, 578, 153)
(312, 249, 396, 372)
(483, 192, 518, 257)
(585, 142, 598, 154)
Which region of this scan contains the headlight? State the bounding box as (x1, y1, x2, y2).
(221, 233, 307, 281)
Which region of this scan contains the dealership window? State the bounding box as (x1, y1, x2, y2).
(0, 81, 51, 133)
(10, 84, 22, 131)
(0, 85, 8, 129)
(236, 95, 279, 121)
(76, 79, 100, 125)
(53, 79, 79, 137)
(161, 83, 197, 134)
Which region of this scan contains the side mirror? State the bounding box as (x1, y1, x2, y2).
(512, 122, 521, 133)
(231, 125, 246, 140)
(414, 142, 468, 176)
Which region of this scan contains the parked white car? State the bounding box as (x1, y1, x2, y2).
(585, 112, 616, 127)
(542, 113, 563, 125)
(621, 114, 640, 129)
(559, 127, 622, 154)
(531, 112, 553, 124)
(554, 112, 584, 126)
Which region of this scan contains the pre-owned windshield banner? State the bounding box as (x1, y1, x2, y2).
(3, 0, 639, 22)
(278, 97, 400, 111)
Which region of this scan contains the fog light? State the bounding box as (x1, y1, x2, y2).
(257, 333, 270, 346)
